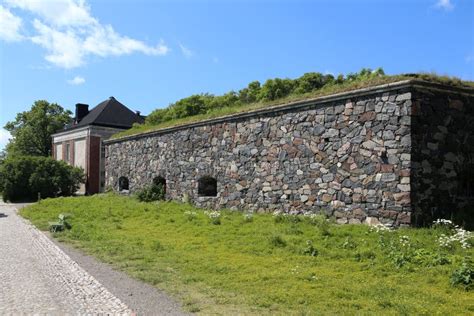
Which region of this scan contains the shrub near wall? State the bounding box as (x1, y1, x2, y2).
(0, 156, 84, 202)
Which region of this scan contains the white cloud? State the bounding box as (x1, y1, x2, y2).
(0, 129, 11, 151)
(6, 0, 95, 27)
(179, 43, 194, 58)
(212, 57, 219, 63)
(67, 76, 85, 85)
(2, 0, 169, 69)
(31, 19, 85, 68)
(435, 0, 454, 10)
(0, 5, 23, 42)
(466, 54, 474, 63)
(83, 25, 169, 57)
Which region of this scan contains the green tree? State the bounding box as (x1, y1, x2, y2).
(208, 91, 240, 111)
(294, 72, 335, 94)
(145, 108, 169, 125)
(0, 156, 84, 202)
(239, 81, 262, 103)
(259, 78, 296, 101)
(4, 100, 72, 157)
(167, 94, 213, 119)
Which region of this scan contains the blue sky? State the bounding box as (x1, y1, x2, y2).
(1, 0, 473, 150)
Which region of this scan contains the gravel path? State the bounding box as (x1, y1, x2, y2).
(0, 202, 187, 315)
(51, 233, 187, 316)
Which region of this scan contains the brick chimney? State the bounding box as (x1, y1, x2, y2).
(75, 103, 89, 123)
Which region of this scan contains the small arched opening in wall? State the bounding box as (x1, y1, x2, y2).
(153, 176, 166, 194)
(118, 176, 129, 191)
(198, 176, 217, 197)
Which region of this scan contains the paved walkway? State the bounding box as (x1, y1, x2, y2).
(0, 202, 131, 315)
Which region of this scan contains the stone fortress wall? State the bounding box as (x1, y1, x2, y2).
(104, 81, 474, 226)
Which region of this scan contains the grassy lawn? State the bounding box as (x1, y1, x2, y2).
(21, 194, 473, 315)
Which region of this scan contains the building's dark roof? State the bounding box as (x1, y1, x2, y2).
(65, 97, 145, 131)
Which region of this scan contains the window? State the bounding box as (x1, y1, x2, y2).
(65, 143, 71, 163)
(153, 176, 166, 193)
(55, 144, 62, 160)
(198, 176, 217, 197)
(101, 144, 106, 158)
(118, 177, 129, 191)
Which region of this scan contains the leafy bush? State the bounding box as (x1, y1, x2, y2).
(204, 210, 221, 225)
(0, 156, 84, 202)
(342, 236, 357, 249)
(451, 257, 473, 291)
(243, 212, 253, 223)
(144, 68, 387, 127)
(259, 78, 296, 101)
(152, 240, 165, 252)
(373, 225, 461, 269)
(354, 250, 376, 262)
(184, 211, 197, 221)
(434, 219, 473, 249)
(238, 81, 261, 103)
(273, 210, 288, 223)
(136, 183, 165, 202)
(269, 234, 287, 248)
(302, 240, 319, 257)
(313, 215, 331, 236)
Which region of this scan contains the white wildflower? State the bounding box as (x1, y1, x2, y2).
(243, 212, 253, 222)
(399, 235, 410, 247)
(369, 224, 392, 233)
(184, 211, 197, 220)
(438, 227, 472, 249)
(272, 210, 283, 217)
(204, 210, 221, 219)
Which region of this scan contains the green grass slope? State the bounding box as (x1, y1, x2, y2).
(21, 195, 473, 314)
(112, 72, 474, 140)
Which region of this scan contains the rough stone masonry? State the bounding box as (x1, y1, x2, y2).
(105, 80, 474, 226)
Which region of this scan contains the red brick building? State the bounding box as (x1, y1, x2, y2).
(52, 97, 144, 194)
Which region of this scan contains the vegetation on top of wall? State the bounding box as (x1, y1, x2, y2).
(21, 194, 473, 314)
(112, 69, 474, 139)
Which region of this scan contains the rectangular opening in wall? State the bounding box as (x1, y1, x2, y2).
(65, 143, 71, 164)
(55, 144, 62, 160)
(198, 176, 217, 197)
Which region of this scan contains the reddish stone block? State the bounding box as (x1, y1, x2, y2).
(380, 210, 398, 219)
(393, 192, 410, 205)
(353, 208, 366, 218)
(358, 111, 376, 123)
(380, 164, 394, 173)
(293, 138, 303, 145)
(397, 212, 411, 224)
(322, 194, 332, 202)
(400, 169, 410, 177)
(382, 191, 393, 199)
